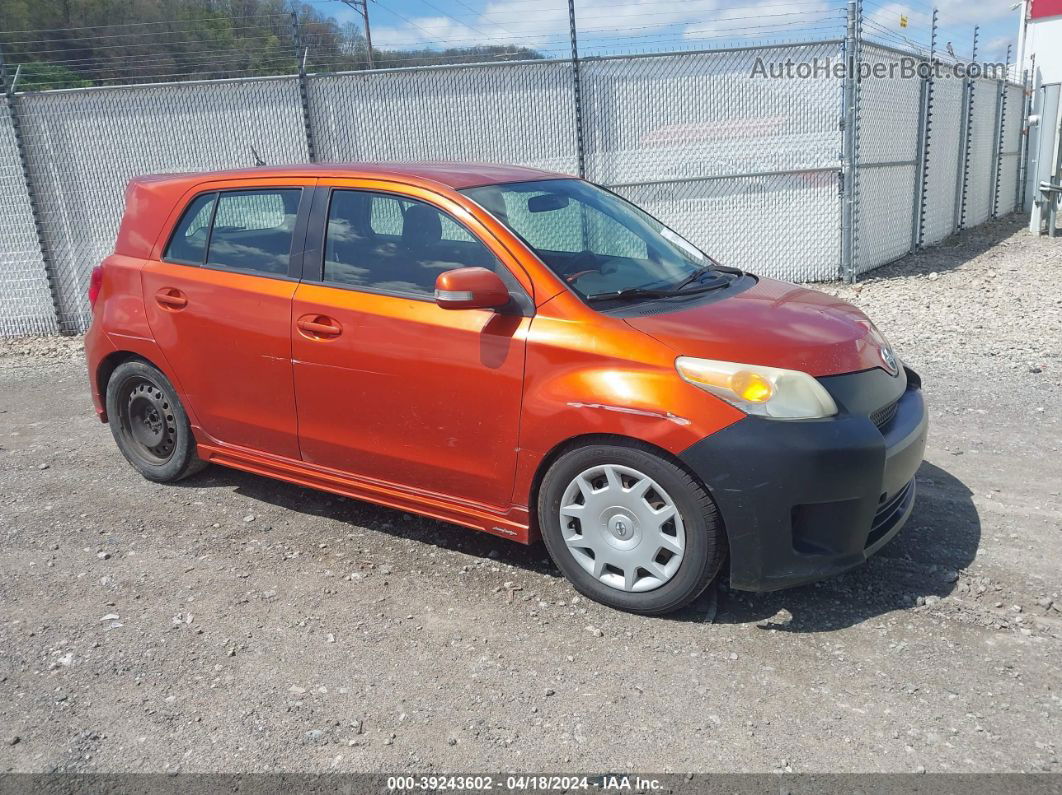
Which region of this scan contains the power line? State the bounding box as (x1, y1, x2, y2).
(0, 0, 848, 53)
(0, 0, 880, 88)
(337, 0, 374, 68)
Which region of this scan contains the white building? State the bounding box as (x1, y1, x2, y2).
(1019, 0, 1062, 82)
(1018, 0, 1062, 231)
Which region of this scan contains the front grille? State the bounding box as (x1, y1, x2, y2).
(869, 399, 898, 431)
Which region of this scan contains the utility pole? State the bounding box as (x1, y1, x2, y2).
(341, 0, 374, 69)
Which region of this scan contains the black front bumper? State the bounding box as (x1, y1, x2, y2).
(679, 366, 928, 591)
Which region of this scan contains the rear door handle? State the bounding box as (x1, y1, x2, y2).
(155, 288, 187, 310)
(297, 314, 343, 339)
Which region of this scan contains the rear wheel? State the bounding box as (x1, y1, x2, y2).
(538, 443, 725, 615)
(105, 360, 206, 482)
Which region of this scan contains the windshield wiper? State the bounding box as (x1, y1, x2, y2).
(672, 265, 715, 291)
(672, 266, 739, 292)
(585, 277, 732, 304)
(585, 286, 677, 303)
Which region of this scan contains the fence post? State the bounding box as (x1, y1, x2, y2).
(956, 26, 978, 230)
(952, 82, 970, 232)
(1, 45, 64, 335)
(292, 12, 317, 163)
(840, 0, 862, 282)
(568, 0, 586, 178)
(910, 77, 929, 252)
(913, 9, 938, 249)
(1017, 68, 1031, 211)
(987, 80, 1004, 218)
(991, 45, 1012, 218)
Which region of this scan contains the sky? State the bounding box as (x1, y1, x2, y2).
(311, 0, 1022, 62)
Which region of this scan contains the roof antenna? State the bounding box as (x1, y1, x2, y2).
(251, 145, 266, 167)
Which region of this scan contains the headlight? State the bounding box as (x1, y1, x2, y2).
(675, 357, 838, 420)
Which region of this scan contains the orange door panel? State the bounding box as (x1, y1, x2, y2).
(142, 262, 300, 457)
(291, 284, 528, 509)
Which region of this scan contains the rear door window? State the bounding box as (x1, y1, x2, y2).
(206, 189, 302, 275)
(164, 192, 216, 265)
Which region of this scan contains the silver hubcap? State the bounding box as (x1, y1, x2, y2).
(559, 464, 686, 593)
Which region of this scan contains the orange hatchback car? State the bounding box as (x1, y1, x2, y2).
(85, 163, 927, 614)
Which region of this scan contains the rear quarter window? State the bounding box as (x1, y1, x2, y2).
(163, 193, 216, 265)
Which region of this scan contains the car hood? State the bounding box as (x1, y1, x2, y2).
(623, 277, 893, 377)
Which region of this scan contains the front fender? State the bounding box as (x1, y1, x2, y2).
(512, 309, 745, 515)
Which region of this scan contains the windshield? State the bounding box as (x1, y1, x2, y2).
(460, 179, 733, 301)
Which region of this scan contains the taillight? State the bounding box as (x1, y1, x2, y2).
(88, 266, 104, 308)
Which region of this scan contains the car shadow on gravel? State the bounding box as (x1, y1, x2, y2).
(177, 459, 977, 630)
(177, 467, 562, 576)
(699, 461, 981, 632)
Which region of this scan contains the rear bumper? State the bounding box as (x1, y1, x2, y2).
(679, 366, 927, 591)
(83, 320, 114, 422)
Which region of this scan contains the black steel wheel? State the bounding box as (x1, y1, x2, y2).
(106, 359, 206, 482)
(119, 378, 178, 465)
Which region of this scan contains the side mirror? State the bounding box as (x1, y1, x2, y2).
(435, 267, 510, 310)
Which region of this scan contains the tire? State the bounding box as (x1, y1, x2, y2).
(537, 443, 726, 615)
(105, 359, 207, 483)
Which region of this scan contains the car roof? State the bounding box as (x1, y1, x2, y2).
(115, 162, 574, 260)
(132, 162, 571, 191)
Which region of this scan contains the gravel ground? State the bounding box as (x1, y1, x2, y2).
(0, 215, 1059, 774)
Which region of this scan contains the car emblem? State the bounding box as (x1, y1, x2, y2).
(880, 345, 899, 375)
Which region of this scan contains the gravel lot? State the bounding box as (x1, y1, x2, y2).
(0, 215, 1059, 774)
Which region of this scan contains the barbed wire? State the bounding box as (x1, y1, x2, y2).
(0, 0, 1004, 92)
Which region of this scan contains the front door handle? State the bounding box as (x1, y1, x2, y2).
(297, 314, 343, 339)
(155, 288, 187, 310)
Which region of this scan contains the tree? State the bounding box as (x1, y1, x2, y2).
(0, 0, 544, 90)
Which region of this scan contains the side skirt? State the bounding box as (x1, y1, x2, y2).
(196, 442, 531, 543)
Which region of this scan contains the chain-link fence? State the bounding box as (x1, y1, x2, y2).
(962, 76, 1002, 229)
(995, 82, 1024, 217)
(0, 95, 56, 335)
(0, 39, 1029, 336)
(307, 61, 578, 172)
(583, 43, 843, 283)
(853, 44, 924, 276)
(920, 73, 965, 247)
(852, 44, 1026, 276)
(11, 76, 308, 333)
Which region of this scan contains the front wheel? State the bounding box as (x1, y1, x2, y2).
(105, 359, 206, 483)
(537, 443, 726, 615)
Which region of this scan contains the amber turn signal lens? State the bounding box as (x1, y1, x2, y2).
(730, 371, 774, 403)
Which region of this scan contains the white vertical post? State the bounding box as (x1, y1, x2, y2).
(957, 26, 979, 231)
(840, 0, 862, 282)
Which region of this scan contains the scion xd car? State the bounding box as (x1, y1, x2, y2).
(85, 163, 927, 615)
